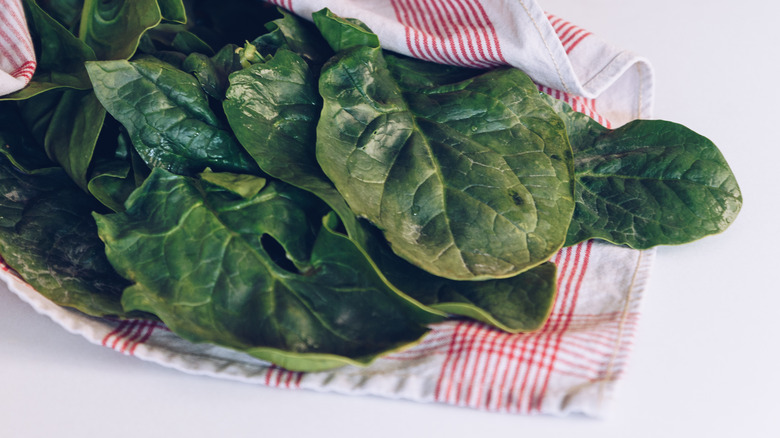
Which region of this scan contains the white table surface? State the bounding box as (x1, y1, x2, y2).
(2, 1, 778, 437)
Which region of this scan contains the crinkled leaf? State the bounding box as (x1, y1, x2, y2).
(182, 44, 242, 99)
(252, 8, 332, 65)
(0, 154, 131, 317)
(224, 50, 325, 193)
(225, 36, 559, 330)
(312, 8, 379, 52)
(79, 0, 162, 60)
(317, 44, 574, 280)
(94, 169, 442, 371)
(545, 97, 743, 248)
(86, 57, 258, 175)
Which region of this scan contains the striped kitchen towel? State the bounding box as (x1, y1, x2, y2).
(0, 0, 35, 95)
(267, 0, 653, 125)
(0, 0, 655, 417)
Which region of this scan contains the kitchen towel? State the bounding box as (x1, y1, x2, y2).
(0, 0, 35, 96)
(0, 0, 655, 417)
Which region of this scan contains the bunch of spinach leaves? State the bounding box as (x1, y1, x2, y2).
(0, 1, 741, 371)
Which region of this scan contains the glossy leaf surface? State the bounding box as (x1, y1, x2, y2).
(86, 57, 258, 175)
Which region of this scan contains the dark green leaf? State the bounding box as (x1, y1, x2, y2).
(43, 89, 106, 189)
(224, 47, 366, 242)
(385, 53, 482, 91)
(317, 45, 574, 280)
(94, 169, 442, 371)
(251, 8, 333, 65)
(36, 0, 84, 31)
(79, 0, 162, 60)
(0, 102, 56, 173)
(0, 154, 131, 317)
(182, 44, 241, 99)
(86, 57, 258, 175)
(172, 31, 214, 56)
(546, 97, 743, 248)
(87, 158, 135, 212)
(354, 222, 557, 332)
(312, 8, 379, 52)
(224, 49, 323, 193)
(157, 0, 186, 23)
(225, 32, 561, 329)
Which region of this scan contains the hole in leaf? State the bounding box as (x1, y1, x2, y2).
(261, 234, 300, 274)
(508, 189, 525, 206)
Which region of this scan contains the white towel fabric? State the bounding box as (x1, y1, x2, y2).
(0, 0, 656, 417)
(0, 0, 36, 95)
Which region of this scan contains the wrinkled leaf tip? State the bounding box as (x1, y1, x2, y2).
(311, 8, 380, 52)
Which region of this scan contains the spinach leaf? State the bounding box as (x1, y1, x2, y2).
(0, 153, 131, 317)
(172, 31, 214, 56)
(36, 0, 83, 31)
(384, 53, 482, 91)
(224, 49, 324, 194)
(43, 89, 106, 190)
(317, 43, 573, 281)
(198, 167, 267, 198)
(545, 97, 743, 248)
(9, 86, 106, 191)
(355, 223, 557, 332)
(182, 44, 242, 100)
(252, 8, 333, 65)
(86, 57, 258, 176)
(0, 102, 56, 173)
(87, 159, 135, 212)
(157, 0, 186, 24)
(224, 17, 557, 330)
(94, 169, 443, 371)
(79, 0, 163, 60)
(311, 8, 379, 52)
